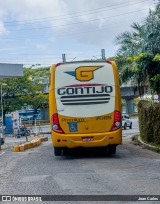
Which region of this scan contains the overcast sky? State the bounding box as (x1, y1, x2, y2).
(0, 0, 157, 67)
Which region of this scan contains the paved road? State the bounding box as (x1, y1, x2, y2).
(122, 117, 139, 138)
(0, 118, 160, 203)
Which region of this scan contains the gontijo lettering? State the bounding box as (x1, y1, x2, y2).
(57, 85, 113, 95)
(57, 84, 113, 106)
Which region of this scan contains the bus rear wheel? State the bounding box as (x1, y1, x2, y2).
(107, 145, 116, 154)
(54, 147, 69, 156)
(54, 147, 63, 156)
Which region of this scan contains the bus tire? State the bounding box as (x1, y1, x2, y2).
(108, 145, 116, 154)
(54, 147, 62, 156)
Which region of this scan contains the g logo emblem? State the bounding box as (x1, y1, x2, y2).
(65, 66, 101, 81)
(76, 66, 101, 81)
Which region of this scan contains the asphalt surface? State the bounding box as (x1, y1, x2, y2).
(0, 118, 160, 204)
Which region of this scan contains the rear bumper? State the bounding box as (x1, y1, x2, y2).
(51, 128, 122, 148)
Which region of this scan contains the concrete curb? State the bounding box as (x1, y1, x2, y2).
(13, 136, 48, 152)
(42, 132, 51, 134)
(138, 136, 160, 150)
(31, 132, 50, 136)
(30, 132, 51, 136)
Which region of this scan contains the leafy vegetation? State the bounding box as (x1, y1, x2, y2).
(0, 67, 50, 122)
(114, 1, 160, 148)
(114, 1, 160, 98)
(138, 100, 160, 145)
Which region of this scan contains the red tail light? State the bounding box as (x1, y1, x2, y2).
(106, 60, 112, 64)
(110, 111, 121, 131)
(52, 113, 59, 124)
(51, 113, 64, 134)
(55, 63, 61, 67)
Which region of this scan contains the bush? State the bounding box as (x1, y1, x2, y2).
(138, 100, 160, 145)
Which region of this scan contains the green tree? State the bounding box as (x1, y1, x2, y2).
(18, 67, 50, 122)
(0, 69, 34, 120)
(114, 1, 160, 98)
(26, 67, 50, 115)
(0, 67, 50, 123)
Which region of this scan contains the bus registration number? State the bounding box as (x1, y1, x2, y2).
(82, 137, 94, 142)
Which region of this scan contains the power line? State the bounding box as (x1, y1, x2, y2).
(0, 53, 72, 56)
(0, 15, 142, 42)
(0, 14, 147, 42)
(0, 54, 102, 61)
(0, 8, 150, 32)
(0, 52, 114, 65)
(3, 0, 149, 26)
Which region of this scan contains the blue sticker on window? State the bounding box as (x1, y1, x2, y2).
(68, 122, 78, 132)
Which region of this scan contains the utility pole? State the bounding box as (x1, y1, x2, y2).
(0, 84, 3, 150)
(62, 53, 66, 63)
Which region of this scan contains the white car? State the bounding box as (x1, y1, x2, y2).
(122, 114, 132, 129)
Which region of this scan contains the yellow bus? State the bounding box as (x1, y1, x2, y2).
(49, 60, 122, 156)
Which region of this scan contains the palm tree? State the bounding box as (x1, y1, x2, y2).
(145, 4, 160, 54)
(114, 1, 160, 98)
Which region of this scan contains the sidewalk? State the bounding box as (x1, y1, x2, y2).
(0, 124, 51, 151)
(1, 133, 51, 151)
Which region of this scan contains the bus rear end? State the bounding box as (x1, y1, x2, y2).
(49, 60, 122, 156)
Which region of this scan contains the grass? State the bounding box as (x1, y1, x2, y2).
(150, 146, 160, 153)
(132, 135, 139, 145)
(132, 134, 160, 153)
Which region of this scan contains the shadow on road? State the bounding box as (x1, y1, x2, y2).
(55, 147, 122, 160)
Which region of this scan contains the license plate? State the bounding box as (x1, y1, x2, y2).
(82, 137, 94, 142)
